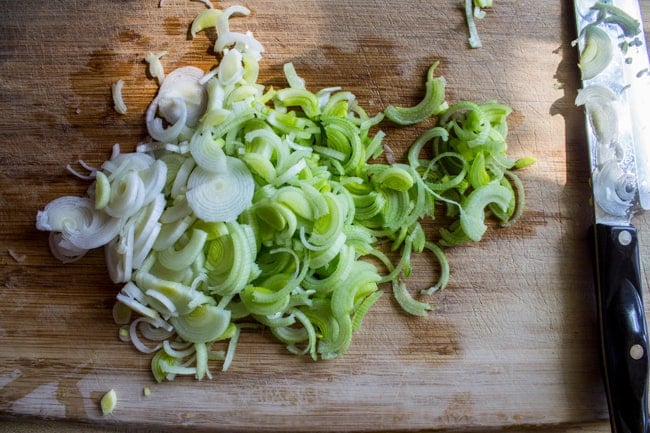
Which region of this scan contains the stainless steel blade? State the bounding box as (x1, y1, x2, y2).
(574, 0, 650, 224)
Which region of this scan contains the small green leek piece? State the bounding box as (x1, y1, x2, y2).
(100, 389, 117, 415)
(36, 2, 532, 381)
(591, 2, 641, 38)
(384, 62, 446, 125)
(464, 0, 495, 49)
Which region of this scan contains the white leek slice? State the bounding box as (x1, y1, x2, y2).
(218, 48, 244, 86)
(189, 132, 227, 173)
(147, 95, 189, 143)
(112, 80, 127, 114)
(47, 232, 88, 263)
(139, 160, 168, 206)
(36, 196, 122, 250)
(104, 170, 146, 218)
(216, 5, 250, 36)
(170, 305, 231, 343)
(215, 31, 264, 59)
(105, 222, 135, 284)
(94, 171, 111, 210)
(147, 66, 207, 142)
(186, 157, 254, 222)
(145, 51, 168, 85)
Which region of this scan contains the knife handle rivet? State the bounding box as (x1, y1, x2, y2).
(617, 230, 633, 246)
(630, 343, 645, 361)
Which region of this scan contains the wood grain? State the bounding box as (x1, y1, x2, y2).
(0, 0, 649, 431)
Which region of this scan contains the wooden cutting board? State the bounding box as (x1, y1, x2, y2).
(2, 0, 649, 431)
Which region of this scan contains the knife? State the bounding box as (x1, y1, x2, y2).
(573, 1, 650, 432)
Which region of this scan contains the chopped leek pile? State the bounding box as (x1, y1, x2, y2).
(35, 2, 532, 381)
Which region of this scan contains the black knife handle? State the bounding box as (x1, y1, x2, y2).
(594, 223, 650, 433)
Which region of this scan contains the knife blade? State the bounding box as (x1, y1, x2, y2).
(573, 1, 650, 432)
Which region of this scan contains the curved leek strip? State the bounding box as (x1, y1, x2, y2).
(215, 31, 264, 58)
(276, 88, 320, 119)
(170, 305, 231, 343)
(151, 350, 177, 383)
(190, 8, 222, 38)
(460, 183, 514, 241)
(579, 24, 613, 81)
(194, 341, 209, 380)
(137, 272, 210, 316)
(323, 116, 364, 174)
(105, 222, 135, 284)
(218, 48, 244, 86)
(242, 51, 260, 84)
(139, 160, 168, 205)
(256, 201, 298, 242)
(331, 261, 380, 319)
(309, 231, 347, 269)
(419, 241, 450, 295)
(351, 290, 383, 332)
(190, 132, 227, 173)
(224, 83, 262, 108)
(153, 215, 196, 251)
(104, 171, 146, 218)
(407, 126, 449, 169)
(283, 62, 306, 90)
(158, 228, 208, 272)
(351, 190, 386, 223)
(575, 84, 619, 145)
(252, 312, 295, 328)
(147, 95, 188, 143)
(145, 52, 167, 85)
(381, 188, 412, 233)
(370, 165, 414, 191)
(497, 170, 524, 228)
(421, 152, 468, 190)
(317, 315, 352, 359)
(222, 324, 240, 371)
(170, 157, 196, 198)
(206, 222, 255, 296)
(276, 186, 314, 220)
(112, 79, 127, 114)
(94, 171, 111, 210)
(240, 285, 290, 316)
(308, 192, 346, 246)
(465, 0, 482, 48)
(469, 151, 491, 189)
(131, 194, 165, 268)
(216, 5, 250, 37)
(303, 243, 355, 293)
(281, 308, 317, 360)
(384, 62, 446, 125)
(393, 279, 432, 317)
(591, 2, 640, 38)
(299, 182, 330, 220)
